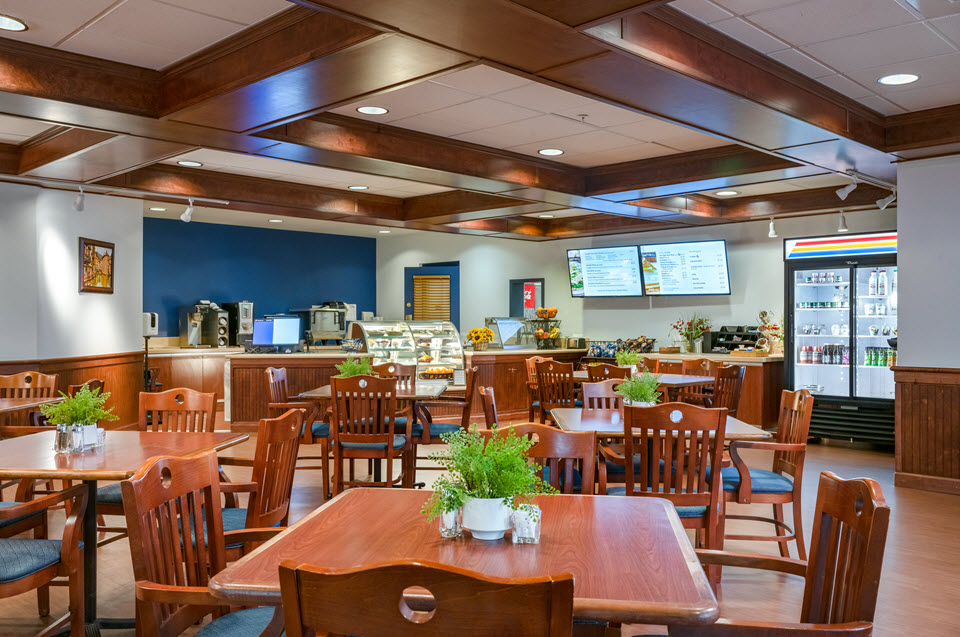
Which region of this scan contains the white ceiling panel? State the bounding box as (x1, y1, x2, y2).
(848, 52, 960, 93)
(710, 17, 788, 53)
(930, 12, 960, 47)
(523, 208, 597, 219)
(389, 98, 539, 137)
(855, 95, 908, 116)
(884, 80, 960, 111)
(711, 0, 802, 16)
(492, 82, 596, 112)
(453, 114, 594, 147)
(803, 22, 954, 73)
(0, 0, 117, 48)
(744, 0, 916, 47)
(815, 75, 873, 99)
(551, 102, 650, 128)
(767, 48, 835, 78)
(670, 0, 734, 24)
(156, 0, 291, 26)
(330, 81, 477, 123)
(429, 64, 531, 95)
(561, 143, 682, 168)
(0, 115, 54, 143)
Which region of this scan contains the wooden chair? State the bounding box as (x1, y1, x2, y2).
(721, 389, 814, 559)
(28, 379, 105, 427)
(145, 366, 163, 392)
(640, 357, 660, 373)
(525, 355, 553, 421)
(581, 379, 624, 410)
(411, 367, 479, 476)
(218, 408, 304, 561)
(372, 361, 418, 434)
(0, 483, 85, 633)
(330, 374, 412, 495)
(535, 360, 579, 424)
(482, 423, 596, 495)
(677, 358, 721, 406)
(121, 451, 283, 637)
(95, 388, 221, 546)
(670, 471, 890, 637)
(599, 403, 727, 587)
(479, 385, 498, 428)
(0, 372, 59, 501)
(658, 361, 682, 374)
(703, 364, 745, 417)
(280, 559, 574, 637)
(586, 363, 631, 381)
(265, 367, 330, 501)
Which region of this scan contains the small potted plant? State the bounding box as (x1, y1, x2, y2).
(334, 355, 373, 377)
(614, 369, 663, 406)
(41, 384, 118, 451)
(671, 313, 711, 353)
(615, 350, 641, 376)
(422, 425, 555, 540)
(466, 326, 495, 351)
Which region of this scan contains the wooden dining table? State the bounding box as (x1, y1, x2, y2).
(209, 488, 719, 628)
(551, 407, 772, 441)
(0, 430, 248, 635)
(298, 381, 448, 402)
(0, 397, 63, 433)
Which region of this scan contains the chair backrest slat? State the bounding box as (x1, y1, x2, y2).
(711, 365, 746, 416)
(581, 379, 624, 410)
(279, 560, 574, 637)
(139, 388, 217, 433)
(774, 389, 814, 478)
(458, 367, 479, 430)
(481, 423, 596, 495)
(586, 363, 631, 382)
(248, 409, 304, 529)
(372, 362, 417, 391)
(640, 357, 659, 373)
(0, 371, 58, 399)
(801, 472, 890, 626)
(331, 375, 397, 445)
(535, 360, 577, 412)
(265, 367, 289, 403)
(479, 386, 498, 428)
(681, 358, 721, 377)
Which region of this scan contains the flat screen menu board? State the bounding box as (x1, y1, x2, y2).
(640, 240, 731, 296)
(567, 246, 644, 297)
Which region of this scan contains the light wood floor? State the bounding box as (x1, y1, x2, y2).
(1, 439, 958, 636)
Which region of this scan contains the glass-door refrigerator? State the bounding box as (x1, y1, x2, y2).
(784, 232, 897, 445)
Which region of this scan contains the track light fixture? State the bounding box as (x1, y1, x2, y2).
(180, 199, 194, 223)
(877, 191, 897, 210)
(73, 186, 84, 212)
(768, 217, 778, 239)
(837, 210, 849, 233)
(836, 177, 858, 201)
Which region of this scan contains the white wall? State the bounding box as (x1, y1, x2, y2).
(0, 183, 40, 360)
(897, 154, 960, 368)
(0, 183, 143, 361)
(377, 208, 896, 345)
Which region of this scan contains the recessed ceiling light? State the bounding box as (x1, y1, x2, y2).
(348, 185, 369, 190)
(177, 160, 203, 167)
(878, 73, 919, 86)
(268, 219, 283, 223)
(0, 14, 28, 32)
(538, 214, 556, 218)
(715, 190, 739, 197)
(149, 207, 166, 212)
(378, 230, 391, 234)
(538, 148, 564, 156)
(357, 106, 389, 115)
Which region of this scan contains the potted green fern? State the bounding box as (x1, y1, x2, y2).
(422, 425, 555, 540)
(615, 350, 641, 376)
(334, 355, 373, 377)
(615, 369, 663, 406)
(40, 384, 118, 427)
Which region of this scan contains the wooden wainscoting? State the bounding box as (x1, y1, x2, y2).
(0, 351, 144, 428)
(894, 366, 960, 495)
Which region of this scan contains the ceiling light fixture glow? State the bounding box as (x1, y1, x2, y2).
(348, 185, 369, 190)
(378, 230, 391, 234)
(149, 207, 166, 212)
(177, 160, 203, 167)
(837, 210, 849, 233)
(836, 177, 858, 201)
(538, 214, 555, 218)
(180, 199, 194, 223)
(768, 217, 778, 239)
(357, 106, 388, 115)
(715, 190, 739, 197)
(538, 148, 564, 156)
(877, 191, 897, 210)
(0, 14, 28, 32)
(268, 219, 283, 223)
(878, 73, 919, 86)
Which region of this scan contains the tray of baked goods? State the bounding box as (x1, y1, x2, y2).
(418, 367, 454, 380)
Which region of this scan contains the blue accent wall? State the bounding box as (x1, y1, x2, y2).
(143, 218, 376, 336)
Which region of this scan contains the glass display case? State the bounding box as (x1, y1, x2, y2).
(349, 320, 464, 383)
(484, 317, 531, 349)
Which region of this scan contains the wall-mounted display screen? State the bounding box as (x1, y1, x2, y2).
(639, 240, 731, 296)
(567, 246, 644, 298)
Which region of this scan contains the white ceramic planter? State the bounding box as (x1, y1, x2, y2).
(462, 497, 513, 540)
(622, 399, 654, 407)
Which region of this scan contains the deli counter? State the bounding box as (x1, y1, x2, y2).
(349, 320, 464, 383)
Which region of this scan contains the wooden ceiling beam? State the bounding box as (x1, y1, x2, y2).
(403, 190, 565, 223)
(0, 143, 19, 174)
(17, 128, 115, 175)
(719, 184, 890, 219)
(543, 214, 678, 237)
(885, 104, 960, 154)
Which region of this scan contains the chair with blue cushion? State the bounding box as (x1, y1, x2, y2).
(582, 379, 624, 410)
(721, 389, 814, 560)
(481, 423, 595, 495)
(121, 451, 283, 637)
(600, 403, 727, 588)
(217, 408, 303, 561)
(95, 388, 224, 547)
(669, 472, 889, 637)
(265, 366, 329, 501)
(0, 483, 86, 637)
(331, 374, 413, 495)
(535, 360, 579, 424)
(410, 367, 478, 480)
(586, 363, 631, 382)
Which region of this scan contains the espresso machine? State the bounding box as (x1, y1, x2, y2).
(223, 301, 254, 346)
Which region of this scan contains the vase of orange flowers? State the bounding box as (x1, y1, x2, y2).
(671, 313, 711, 354)
(467, 327, 494, 351)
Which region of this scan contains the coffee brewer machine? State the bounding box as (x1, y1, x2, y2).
(179, 306, 205, 348)
(179, 301, 228, 348)
(222, 301, 254, 346)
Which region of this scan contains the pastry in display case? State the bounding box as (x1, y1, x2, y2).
(349, 320, 464, 384)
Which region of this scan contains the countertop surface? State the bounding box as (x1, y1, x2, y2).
(633, 351, 784, 364)
(226, 350, 373, 359)
(466, 347, 588, 356)
(147, 347, 244, 356)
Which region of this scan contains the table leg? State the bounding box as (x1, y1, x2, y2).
(82, 480, 98, 623)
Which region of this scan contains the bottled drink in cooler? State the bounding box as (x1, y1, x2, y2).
(878, 270, 888, 296)
(868, 270, 878, 296)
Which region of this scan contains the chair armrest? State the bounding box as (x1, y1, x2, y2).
(417, 400, 467, 411)
(219, 481, 257, 494)
(0, 483, 85, 519)
(223, 527, 285, 544)
(598, 444, 625, 465)
(217, 457, 254, 467)
(135, 581, 223, 607)
(669, 619, 873, 636)
(729, 440, 806, 452)
(694, 549, 807, 577)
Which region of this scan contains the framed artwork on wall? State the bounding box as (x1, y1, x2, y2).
(79, 237, 115, 294)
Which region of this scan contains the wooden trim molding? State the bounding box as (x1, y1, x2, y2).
(893, 366, 960, 495)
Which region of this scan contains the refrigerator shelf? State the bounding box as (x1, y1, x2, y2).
(796, 282, 849, 287)
(796, 307, 847, 311)
(796, 334, 849, 338)
(857, 314, 896, 319)
(796, 363, 848, 368)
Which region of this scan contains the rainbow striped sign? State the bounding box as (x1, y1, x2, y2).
(784, 232, 897, 260)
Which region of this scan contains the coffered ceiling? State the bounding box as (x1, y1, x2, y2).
(0, 0, 952, 241)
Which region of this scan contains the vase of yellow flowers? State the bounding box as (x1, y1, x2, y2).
(467, 326, 494, 351)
